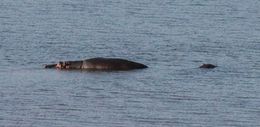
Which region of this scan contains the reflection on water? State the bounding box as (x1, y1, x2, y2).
(0, 0, 260, 126)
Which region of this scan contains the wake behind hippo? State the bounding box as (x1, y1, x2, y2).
(45, 57, 148, 71)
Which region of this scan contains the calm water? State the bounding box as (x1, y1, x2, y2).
(1, 0, 260, 126)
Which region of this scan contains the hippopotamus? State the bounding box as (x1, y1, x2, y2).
(45, 57, 148, 71)
(199, 64, 217, 69)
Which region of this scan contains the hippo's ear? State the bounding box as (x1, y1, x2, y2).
(65, 61, 71, 65)
(59, 61, 64, 65)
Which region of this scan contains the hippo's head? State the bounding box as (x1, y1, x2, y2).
(56, 61, 71, 69)
(199, 64, 217, 69)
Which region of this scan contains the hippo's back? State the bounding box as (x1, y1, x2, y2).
(82, 58, 147, 70)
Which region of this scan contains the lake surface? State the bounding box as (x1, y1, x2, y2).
(0, 0, 260, 126)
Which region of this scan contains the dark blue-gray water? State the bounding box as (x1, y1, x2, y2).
(1, 0, 260, 126)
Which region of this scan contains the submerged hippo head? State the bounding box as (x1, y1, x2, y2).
(199, 64, 217, 69)
(45, 62, 71, 69)
(55, 61, 66, 69)
(55, 61, 83, 69)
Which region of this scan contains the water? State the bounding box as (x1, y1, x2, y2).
(0, 0, 260, 126)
